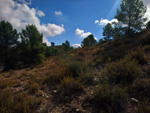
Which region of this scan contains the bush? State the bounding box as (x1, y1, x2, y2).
(125, 50, 147, 65)
(29, 81, 40, 94)
(103, 58, 141, 86)
(93, 84, 126, 113)
(130, 78, 150, 100)
(59, 76, 83, 96)
(34, 53, 45, 64)
(0, 88, 14, 113)
(78, 51, 85, 57)
(65, 61, 88, 78)
(0, 88, 42, 113)
(78, 73, 94, 85)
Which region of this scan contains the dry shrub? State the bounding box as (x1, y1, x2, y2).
(125, 50, 147, 65)
(130, 78, 150, 100)
(93, 84, 126, 113)
(103, 58, 141, 86)
(59, 76, 83, 96)
(29, 81, 40, 94)
(0, 88, 42, 113)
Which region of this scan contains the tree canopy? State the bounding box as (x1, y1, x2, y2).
(115, 0, 147, 36)
(20, 25, 46, 64)
(103, 23, 114, 41)
(0, 21, 19, 69)
(82, 34, 97, 47)
(62, 40, 71, 51)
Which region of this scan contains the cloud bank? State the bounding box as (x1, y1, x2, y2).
(143, 0, 150, 22)
(72, 44, 81, 48)
(95, 18, 118, 26)
(0, 0, 65, 46)
(75, 28, 92, 38)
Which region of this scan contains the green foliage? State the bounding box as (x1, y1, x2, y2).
(115, 0, 147, 36)
(113, 24, 124, 39)
(93, 84, 126, 113)
(130, 78, 150, 100)
(82, 37, 90, 47)
(98, 38, 105, 45)
(45, 47, 61, 57)
(60, 76, 83, 96)
(51, 42, 55, 46)
(103, 23, 114, 41)
(0, 21, 19, 70)
(78, 72, 94, 85)
(20, 25, 46, 65)
(103, 58, 140, 86)
(125, 50, 147, 65)
(82, 34, 97, 47)
(146, 21, 150, 29)
(65, 61, 88, 78)
(62, 40, 71, 51)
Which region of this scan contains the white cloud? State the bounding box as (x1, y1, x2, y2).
(94, 37, 98, 41)
(95, 20, 99, 24)
(143, 0, 150, 22)
(40, 24, 65, 37)
(55, 11, 63, 16)
(37, 10, 45, 17)
(16, 0, 32, 5)
(72, 44, 81, 48)
(75, 28, 92, 38)
(0, 0, 65, 46)
(43, 36, 51, 46)
(75, 28, 84, 35)
(95, 18, 118, 26)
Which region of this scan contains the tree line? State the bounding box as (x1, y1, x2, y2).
(81, 0, 150, 47)
(0, 0, 150, 70)
(0, 22, 72, 70)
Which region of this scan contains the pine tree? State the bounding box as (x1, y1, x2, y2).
(82, 34, 97, 47)
(0, 21, 19, 70)
(62, 40, 71, 51)
(103, 23, 114, 41)
(115, 0, 147, 36)
(20, 25, 46, 64)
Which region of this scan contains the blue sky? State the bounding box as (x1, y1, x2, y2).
(0, 0, 149, 47)
(31, 0, 121, 46)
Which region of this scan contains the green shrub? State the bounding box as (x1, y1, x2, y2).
(65, 61, 88, 78)
(78, 73, 94, 85)
(130, 78, 150, 100)
(60, 76, 83, 96)
(103, 58, 141, 86)
(34, 53, 45, 64)
(93, 84, 126, 113)
(125, 50, 147, 65)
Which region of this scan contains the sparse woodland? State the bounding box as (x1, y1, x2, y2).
(0, 0, 150, 113)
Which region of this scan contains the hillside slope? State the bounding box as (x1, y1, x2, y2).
(0, 30, 150, 113)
